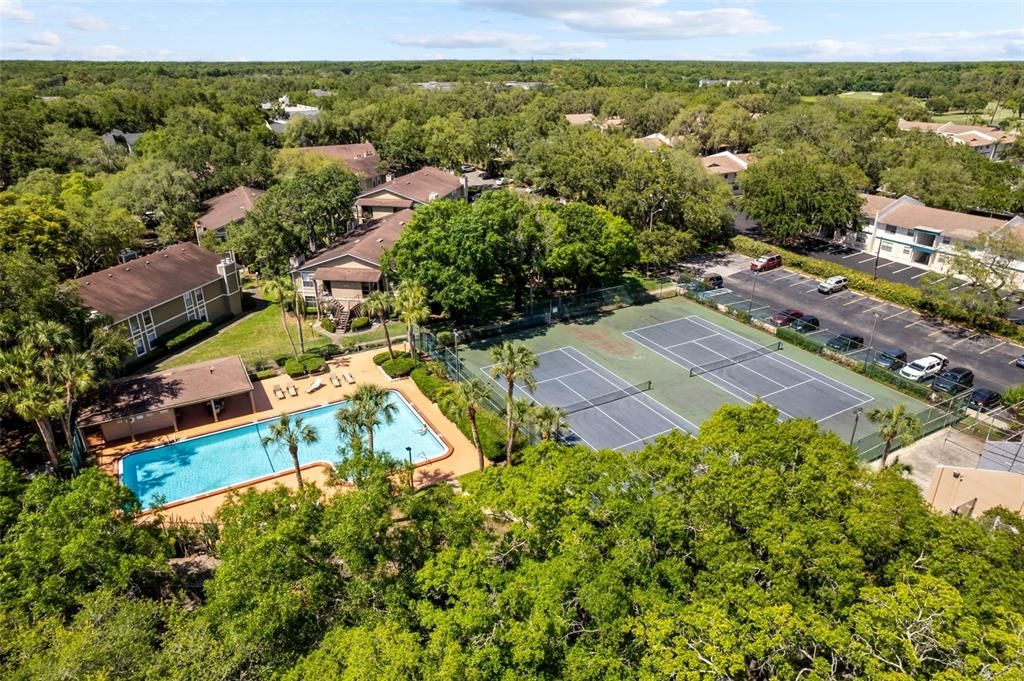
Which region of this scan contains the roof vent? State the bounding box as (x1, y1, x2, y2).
(107, 273, 113, 277)
(145, 260, 151, 265)
(125, 267, 131, 271)
(377, 238, 384, 243)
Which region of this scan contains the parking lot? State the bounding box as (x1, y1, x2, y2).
(703, 256, 1024, 393)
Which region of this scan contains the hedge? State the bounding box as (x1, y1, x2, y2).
(411, 366, 508, 462)
(161, 320, 213, 351)
(731, 236, 1023, 340)
(410, 366, 447, 401)
(283, 353, 326, 378)
(858, 364, 933, 401)
(381, 355, 416, 378)
(321, 318, 336, 333)
(253, 368, 278, 381)
(374, 350, 410, 365)
(350, 316, 370, 331)
(776, 327, 826, 354)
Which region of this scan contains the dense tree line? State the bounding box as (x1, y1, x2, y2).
(1, 402, 1021, 679)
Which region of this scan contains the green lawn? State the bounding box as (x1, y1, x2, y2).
(932, 102, 1020, 126)
(838, 91, 884, 101)
(158, 296, 408, 370)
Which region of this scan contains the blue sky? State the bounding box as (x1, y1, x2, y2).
(1, 0, 1022, 62)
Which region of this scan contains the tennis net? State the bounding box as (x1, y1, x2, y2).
(689, 341, 783, 377)
(561, 381, 653, 414)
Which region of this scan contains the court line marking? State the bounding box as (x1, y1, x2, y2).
(690, 339, 788, 389)
(759, 378, 815, 398)
(559, 347, 698, 433)
(683, 316, 872, 404)
(614, 426, 680, 452)
(815, 396, 874, 425)
(553, 376, 646, 446)
(664, 332, 721, 349)
(534, 368, 593, 385)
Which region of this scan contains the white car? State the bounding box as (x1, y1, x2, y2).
(817, 275, 849, 294)
(899, 353, 949, 382)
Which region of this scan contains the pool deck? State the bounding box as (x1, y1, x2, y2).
(95, 346, 482, 523)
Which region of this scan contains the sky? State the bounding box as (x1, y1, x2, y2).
(1, 0, 1022, 62)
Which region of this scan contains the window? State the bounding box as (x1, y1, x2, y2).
(183, 288, 208, 322)
(942, 237, 951, 244)
(884, 225, 897, 234)
(880, 242, 893, 253)
(902, 246, 912, 255)
(300, 271, 315, 287)
(127, 312, 154, 356)
(361, 282, 376, 296)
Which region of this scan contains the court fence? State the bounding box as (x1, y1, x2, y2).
(852, 392, 970, 462)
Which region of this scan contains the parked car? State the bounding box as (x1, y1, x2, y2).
(931, 367, 974, 395)
(791, 316, 820, 333)
(817, 275, 849, 294)
(459, 163, 475, 173)
(494, 178, 508, 187)
(1016, 353, 1024, 368)
(751, 253, 782, 272)
(825, 333, 864, 352)
(898, 353, 949, 382)
(873, 348, 907, 370)
(768, 308, 804, 327)
(684, 273, 723, 291)
(968, 388, 1001, 411)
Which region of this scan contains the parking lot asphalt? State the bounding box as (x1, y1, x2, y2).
(711, 259, 1024, 393)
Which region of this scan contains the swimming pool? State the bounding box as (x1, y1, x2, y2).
(119, 390, 446, 508)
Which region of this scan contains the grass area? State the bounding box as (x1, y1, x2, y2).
(932, 102, 1021, 126)
(838, 91, 884, 100)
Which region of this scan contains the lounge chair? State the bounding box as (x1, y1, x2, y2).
(342, 371, 356, 385)
(329, 373, 342, 388)
(287, 383, 299, 397)
(306, 378, 323, 394)
(273, 385, 286, 400)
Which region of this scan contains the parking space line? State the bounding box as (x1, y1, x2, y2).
(842, 252, 862, 259)
(804, 288, 820, 294)
(843, 296, 865, 306)
(927, 328, 946, 337)
(789, 279, 809, 287)
(893, 266, 914, 274)
(951, 333, 980, 347)
(776, 271, 801, 280)
(911, 271, 928, 280)
(905, 319, 927, 328)
(857, 256, 875, 264)
(950, 283, 969, 291)
(931, 276, 948, 284)
(885, 309, 908, 320)
(980, 341, 1005, 355)
(875, 262, 896, 269)
(866, 302, 889, 313)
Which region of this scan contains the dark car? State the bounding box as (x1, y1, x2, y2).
(874, 348, 907, 370)
(1016, 353, 1024, 369)
(825, 333, 864, 352)
(768, 308, 803, 327)
(684, 273, 723, 292)
(968, 388, 1001, 411)
(931, 367, 974, 395)
(791, 316, 820, 333)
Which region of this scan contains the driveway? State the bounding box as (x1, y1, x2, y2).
(702, 258, 1024, 393)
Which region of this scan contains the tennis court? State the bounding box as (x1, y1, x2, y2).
(624, 315, 873, 423)
(480, 346, 696, 451)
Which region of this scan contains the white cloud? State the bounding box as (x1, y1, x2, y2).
(390, 31, 539, 49)
(527, 40, 606, 55)
(28, 31, 62, 47)
(69, 14, 110, 31)
(80, 44, 129, 59)
(0, 0, 32, 21)
(750, 30, 1024, 61)
(465, 0, 777, 39)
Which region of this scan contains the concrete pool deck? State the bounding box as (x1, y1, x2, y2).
(95, 346, 482, 523)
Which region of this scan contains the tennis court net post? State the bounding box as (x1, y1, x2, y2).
(688, 341, 783, 377)
(561, 381, 653, 414)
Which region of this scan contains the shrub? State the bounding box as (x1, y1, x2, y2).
(435, 330, 455, 348)
(381, 355, 416, 378)
(161, 320, 213, 351)
(321, 318, 336, 333)
(858, 364, 932, 400)
(1002, 384, 1024, 409)
(350, 316, 370, 331)
(283, 358, 305, 378)
(253, 368, 279, 381)
(411, 366, 448, 402)
(374, 350, 409, 365)
(777, 327, 825, 354)
(303, 355, 325, 374)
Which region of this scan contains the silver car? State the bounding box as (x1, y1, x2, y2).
(817, 276, 849, 294)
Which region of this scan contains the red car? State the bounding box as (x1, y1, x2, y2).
(751, 253, 782, 272)
(768, 308, 803, 326)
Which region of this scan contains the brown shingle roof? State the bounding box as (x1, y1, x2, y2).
(196, 186, 264, 232)
(76, 243, 228, 323)
(287, 143, 383, 179)
(300, 208, 413, 270)
(313, 267, 382, 283)
(78, 355, 252, 426)
(898, 119, 1017, 148)
(859, 193, 897, 219)
(356, 167, 462, 205)
(564, 113, 596, 126)
(701, 151, 750, 175)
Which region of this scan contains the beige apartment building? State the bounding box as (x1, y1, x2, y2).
(75, 242, 243, 358)
(354, 166, 465, 222)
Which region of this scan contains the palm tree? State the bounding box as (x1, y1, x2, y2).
(394, 280, 429, 361)
(261, 413, 319, 488)
(453, 379, 491, 470)
(17, 321, 73, 360)
(54, 351, 97, 446)
(262, 277, 298, 359)
(363, 291, 396, 360)
(345, 384, 398, 455)
(532, 404, 568, 441)
(867, 405, 923, 468)
(0, 367, 64, 469)
(488, 341, 538, 464)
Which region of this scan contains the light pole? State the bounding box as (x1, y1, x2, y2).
(864, 312, 880, 369)
(453, 329, 461, 378)
(872, 237, 883, 279)
(747, 268, 761, 316)
(849, 408, 863, 446)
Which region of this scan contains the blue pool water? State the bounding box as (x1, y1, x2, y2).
(120, 391, 446, 508)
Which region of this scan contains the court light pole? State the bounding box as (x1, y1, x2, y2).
(864, 312, 880, 369)
(849, 408, 863, 446)
(747, 268, 761, 316)
(453, 329, 461, 378)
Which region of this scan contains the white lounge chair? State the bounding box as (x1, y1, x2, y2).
(306, 378, 323, 394)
